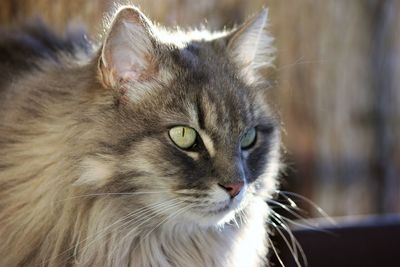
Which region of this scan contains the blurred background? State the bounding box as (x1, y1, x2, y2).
(1, 0, 399, 218)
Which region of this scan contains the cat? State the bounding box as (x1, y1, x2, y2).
(0, 5, 280, 267)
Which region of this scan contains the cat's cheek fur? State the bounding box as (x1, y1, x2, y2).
(75, 157, 116, 187)
(256, 130, 282, 199)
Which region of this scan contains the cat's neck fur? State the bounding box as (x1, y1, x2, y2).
(77, 199, 269, 267)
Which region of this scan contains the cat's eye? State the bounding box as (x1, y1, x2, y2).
(169, 126, 197, 149)
(241, 127, 257, 149)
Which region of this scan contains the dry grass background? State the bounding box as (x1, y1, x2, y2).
(1, 0, 399, 217)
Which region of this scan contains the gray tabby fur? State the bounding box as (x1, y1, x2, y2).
(0, 5, 280, 267)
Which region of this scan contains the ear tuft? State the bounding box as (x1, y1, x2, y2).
(227, 9, 275, 83)
(98, 7, 158, 89)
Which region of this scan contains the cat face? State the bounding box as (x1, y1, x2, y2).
(80, 7, 280, 227)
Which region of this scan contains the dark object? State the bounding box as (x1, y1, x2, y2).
(270, 215, 400, 267)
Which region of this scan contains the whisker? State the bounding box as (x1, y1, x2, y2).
(134, 201, 184, 233)
(269, 197, 335, 235)
(232, 216, 240, 228)
(267, 190, 334, 267)
(237, 210, 247, 226)
(271, 210, 324, 232)
(268, 236, 286, 267)
(58, 191, 171, 202)
(145, 202, 191, 238)
(50, 199, 176, 265)
(275, 55, 305, 71)
(271, 221, 301, 267)
(270, 211, 309, 267)
(267, 199, 308, 220)
(270, 212, 298, 257)
(269, 214, 294, 246)
(276, 191, 335, 225)
(271, 213, 308, 267)
(107, 200, 184, 261)
(275, 193, 302, 211)
(131, 201, 187, 254)
(92, 199, 178, 245)
(79, 199, 181, 264)
(276, 59, 331, 72)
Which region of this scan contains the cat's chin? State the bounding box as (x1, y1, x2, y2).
(177, 208, 237, 228)
(180, 199, 247, 228)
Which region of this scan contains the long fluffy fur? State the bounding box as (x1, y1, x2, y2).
(0, 7, 280, 267)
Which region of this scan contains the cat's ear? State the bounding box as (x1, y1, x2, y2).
(98, 7, 158, 88)
(226, 9, 275, 84)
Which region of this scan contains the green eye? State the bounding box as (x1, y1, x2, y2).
(241, 128, 257, 149)
(169, 126, 197, 149)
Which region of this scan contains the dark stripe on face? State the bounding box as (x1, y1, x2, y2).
(245, 128, 278, 183)
(196, 95, 206, 130)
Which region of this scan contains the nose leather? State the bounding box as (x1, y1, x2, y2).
(218, 181, 244, 198)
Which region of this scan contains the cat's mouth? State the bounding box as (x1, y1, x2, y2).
(193, 201, 230, 214)
(183, 199, 245, 227)
(191, 195, 245, 218)
(171, 186, 249, 226)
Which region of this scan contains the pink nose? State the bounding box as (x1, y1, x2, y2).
(218, 181, 244, 198)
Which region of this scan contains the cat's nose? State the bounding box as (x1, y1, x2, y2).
(218, 181, 244, 198)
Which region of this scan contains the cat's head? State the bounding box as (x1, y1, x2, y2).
(78, 6, 280, 227)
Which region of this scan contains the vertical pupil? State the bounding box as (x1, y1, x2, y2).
(182, 127, 185, 137)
